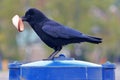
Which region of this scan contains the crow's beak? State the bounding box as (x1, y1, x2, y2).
(21, 16, 27, 21)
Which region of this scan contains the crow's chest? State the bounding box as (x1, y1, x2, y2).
(32, 25, 48, 40)
(32, 25, 56, 47)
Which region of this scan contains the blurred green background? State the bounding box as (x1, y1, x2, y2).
(0, 0, 120, 64)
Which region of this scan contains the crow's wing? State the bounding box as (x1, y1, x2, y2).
(42, 20, 84, 39)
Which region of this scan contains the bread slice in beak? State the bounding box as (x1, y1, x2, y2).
(12, 15, 24, 32)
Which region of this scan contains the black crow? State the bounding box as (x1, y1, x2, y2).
(22, 8, 102, 59)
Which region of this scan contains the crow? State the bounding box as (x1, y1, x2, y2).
(22, 8, 102, 59)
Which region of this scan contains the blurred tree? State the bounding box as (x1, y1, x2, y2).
(0, 0, 23, 60)
(0, 0, 120, 62)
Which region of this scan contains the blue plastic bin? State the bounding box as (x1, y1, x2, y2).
(9, 54, 115, 80)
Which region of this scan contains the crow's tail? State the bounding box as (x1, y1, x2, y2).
(85, 35, 102, 44)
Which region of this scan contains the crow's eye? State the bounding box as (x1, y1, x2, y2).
(27, 15, 31, 18)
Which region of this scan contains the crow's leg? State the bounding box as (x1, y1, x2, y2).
(48, 50, 60, 59)
(48, 47, 62, 60)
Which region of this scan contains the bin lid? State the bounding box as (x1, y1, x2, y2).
(21, 54, 101, 67)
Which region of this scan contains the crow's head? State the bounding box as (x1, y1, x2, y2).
(22, 8, 47, 23)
